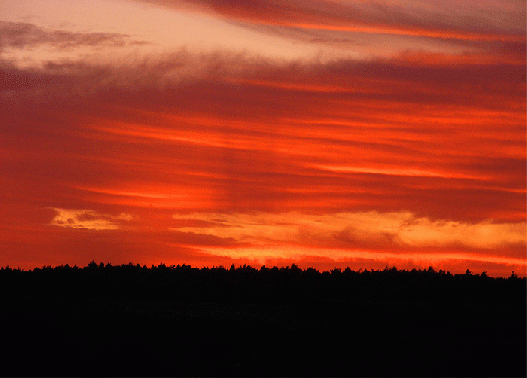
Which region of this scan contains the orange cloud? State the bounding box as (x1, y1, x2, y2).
(171, 211, 526, 250)
(49, 208, 133, 230)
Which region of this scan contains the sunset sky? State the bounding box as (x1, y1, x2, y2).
(1, 0, 525, 276)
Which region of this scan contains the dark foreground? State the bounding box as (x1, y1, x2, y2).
(1, 263, 525, 377)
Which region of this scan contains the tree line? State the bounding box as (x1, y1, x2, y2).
(1, 262, 524, 304)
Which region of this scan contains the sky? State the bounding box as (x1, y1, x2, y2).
(0, 0, 525, 276)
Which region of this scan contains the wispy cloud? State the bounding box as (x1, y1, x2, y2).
(137, 0, 525, 50)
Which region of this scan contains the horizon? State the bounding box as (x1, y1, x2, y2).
(2, 260, 525, 278)
(1, 0, 526, 277)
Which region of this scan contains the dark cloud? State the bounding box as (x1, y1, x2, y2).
(0, 21, 148, 50)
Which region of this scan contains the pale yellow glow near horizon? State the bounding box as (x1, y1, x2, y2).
(172, 244, 527, 269)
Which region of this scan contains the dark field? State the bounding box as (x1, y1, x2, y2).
(1, 263, 525, 376)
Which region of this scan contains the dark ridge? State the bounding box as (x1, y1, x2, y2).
(1, 262, 525, 377)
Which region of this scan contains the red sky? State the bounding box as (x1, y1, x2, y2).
(1, 0, 525, 276)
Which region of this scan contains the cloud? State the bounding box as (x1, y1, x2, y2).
(125, 0, 525, 68)
(0, 21, 148, 50)
(49, 208, 133, 230)
(137, 0, 525, 47)
(172, 211, 527, 250)
(0, 20, 151, 70)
